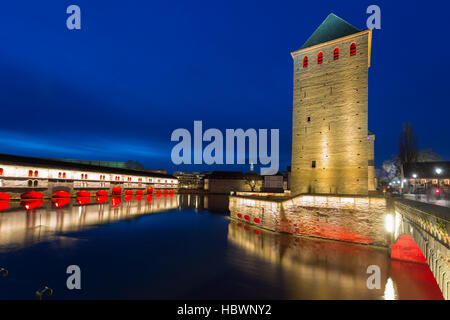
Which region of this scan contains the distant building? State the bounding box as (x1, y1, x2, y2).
(173, 171, 206, 189)
(290, 14, 376, 195)
(204, 171, 263, 194)
(403, 162, 450, 193)
(262, 175, 284, 193)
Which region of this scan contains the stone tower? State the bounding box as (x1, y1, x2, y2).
(291, 14, 375, 196)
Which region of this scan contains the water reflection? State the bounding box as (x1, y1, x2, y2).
(0, 194, 179, 252)
(227, 220, 444, 300)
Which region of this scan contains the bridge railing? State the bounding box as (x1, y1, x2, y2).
(394, 198, 449, 299)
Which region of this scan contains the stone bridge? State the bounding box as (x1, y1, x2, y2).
(391, 199, 449, 299)
(229, 193, 450, 299)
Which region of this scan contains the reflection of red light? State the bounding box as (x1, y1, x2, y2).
(146, 195, 153, 203)
(237, 213, 242, 219)
(112, 186, 122, 195)
(136, 190, 144, 195)
(163, 189, 168, 194)
(254, 218, 261, 224)
(0, 200, 10, 211)
(21, 199, 43, 210)
(244, 226, 250, 231)
(76, 197, 91, 205)
(112, 197, 121, 207)
(147, 187, 153, 194)
(0, 192, 10, 201)
(156, 193, 161, 199)
(21, 191, 44, 199)
(136, 194, 143, 201)
(52, 191, 71, 198)
(76, 190, 90, 197)
(96, 196, 108, 204)
(52, 198, 70, 208)
(125, 195, 133, 202)
(125, 190, 133, 196)
(156, 189, 161, 194)
(237, 223, 242, 228)
(435, 189, 441, 194)
(170, 189, 174, 194)
(254, 229, 261, 236)
(96, 190, 108, 197)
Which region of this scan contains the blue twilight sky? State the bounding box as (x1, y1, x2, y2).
(0, 0, 449, 174)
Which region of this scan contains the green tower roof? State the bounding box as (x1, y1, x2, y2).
(299, 13, 362, 50)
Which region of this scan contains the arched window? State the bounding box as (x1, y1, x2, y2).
(34, 180, 38, 187)
(317, 52, 323, 64)
(28, 180, 33, 187)
(350, 43, 356, 56)
(303, 56, 308, 68)
(28, 170, 33, 177)
(333, 48, 339, 60)
(34, 170, 38, 177)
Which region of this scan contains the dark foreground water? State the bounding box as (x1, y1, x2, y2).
(0, 194, 443, 299)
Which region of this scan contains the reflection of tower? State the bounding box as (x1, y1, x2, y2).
(291, 14, 374, 195)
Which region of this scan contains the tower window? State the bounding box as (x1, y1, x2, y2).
(333, 48, 339, 60)
(350, 43, 356, 56)
(303, 56, 308, 68)
(28, 170, 33, 177)
(34, 170, 38, 177)
(307, 116, 311, 122)
(317, 52, 323, 64)
(0, 168, 3, 176)
(63, 172, 66, 178)
(311, 161, 316, 168)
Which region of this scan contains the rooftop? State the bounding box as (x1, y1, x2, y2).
(297, 13, 362, 51)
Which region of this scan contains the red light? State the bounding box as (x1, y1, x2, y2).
(244, 215, 250, 221)
(254, 218, 261, 224)
(435, 189, 441, 194)
(237, 213, 242, 219)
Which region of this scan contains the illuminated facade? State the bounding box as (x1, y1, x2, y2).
(291, 14, 376, 195)
(0, 154, 178, 199)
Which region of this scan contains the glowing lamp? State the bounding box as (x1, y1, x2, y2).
(435, 188, 441, 194)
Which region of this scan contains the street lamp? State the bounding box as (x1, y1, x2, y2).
(435, 168, 442, 188)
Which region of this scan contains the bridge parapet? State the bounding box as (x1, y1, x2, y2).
(393, 198, 449, 299)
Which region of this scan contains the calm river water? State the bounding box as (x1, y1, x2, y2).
(0, 194, 443, 299)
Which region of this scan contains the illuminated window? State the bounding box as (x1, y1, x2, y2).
(333, 48, 339, 60)
(420, 179, 426, 185)
(444, 179, 450, 186)
(432, 179, 438, 185)
(63, 172, 66, 178)
(312, 161, 316, 168)
(81, 174, 84, 179)
(85, 174, 88, 180)
(34, 170, 38, 177)
(0, 168, 3, 176)
(58, 172, 62, 178)
(350, 43, 356, 56)
(303, 56, 308, 68)
(317, 52, 323, 64)
(29, 170, 33, 177)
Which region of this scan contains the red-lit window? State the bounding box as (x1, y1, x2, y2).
(58, 172, 62, 178)
(350, 43, 356, 56)
(63, 172, 66, 178)
(333, 48, 339, 60)
(34, 170, 38, 177)
(29, 170, 33, 177)
(0, 168, 3, 176)
(317, 52, 323, 64)
(85, 174, 88, 180)
(81, 174, 84, 179)
(303, 56, 308, 68)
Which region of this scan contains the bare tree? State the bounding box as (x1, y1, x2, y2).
(398, 122, 418, 165)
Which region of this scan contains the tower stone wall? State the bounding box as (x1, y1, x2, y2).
(291, 30, 372, 195)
